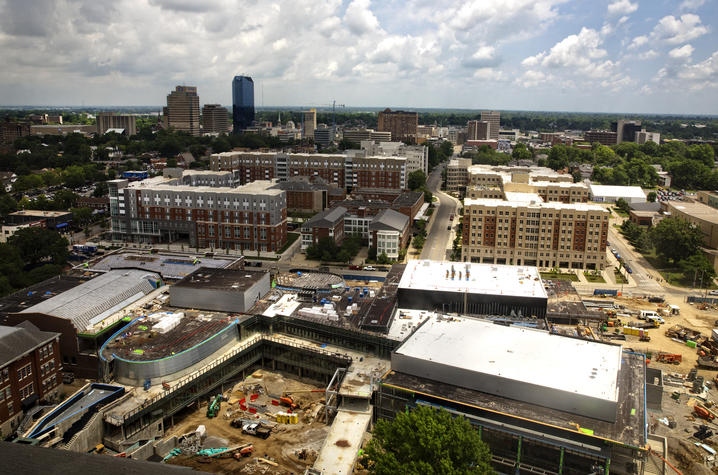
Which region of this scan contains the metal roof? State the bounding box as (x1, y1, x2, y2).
(589, 184, 646, 199)
(302, 206, 347, 229)
(369, 208, 409, 232)
(0, 321, 58, 368)
(20, 270, 160, 332)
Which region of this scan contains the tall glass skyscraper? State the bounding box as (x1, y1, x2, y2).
(232, 76, 254, 132)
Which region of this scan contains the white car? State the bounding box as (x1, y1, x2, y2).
(362, 265, 377, 271)
(709, 290, 718, 296)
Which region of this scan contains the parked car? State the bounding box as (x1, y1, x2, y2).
(362, 265, 377, 271)
(376, 266, 389, 272)
(709, 290, 718, 296)
(348, 265, 361, 270)
(447, 225, 452, 230)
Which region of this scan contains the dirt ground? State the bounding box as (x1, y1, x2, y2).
(165, 370, 330, 474)
(604, 295, 718, 375)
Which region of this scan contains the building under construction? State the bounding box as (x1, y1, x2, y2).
(397, 260, 548, 318)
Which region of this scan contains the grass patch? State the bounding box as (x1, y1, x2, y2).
(540, 271, 579, 282)
(584, 272, 606, 283)
(277, 232, 300, 254)
(613, 270, 628, 284)
(640, 247, 693, 287)
(613, 207, 629, 217)
(425, 207, 434, 216)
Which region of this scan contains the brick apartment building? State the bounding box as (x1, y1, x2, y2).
(76, 196, 110, 213)
(109, 175, 287, 252)
(210, 151, 409, 191)
(462, 199, 609, 270)
(0, 322, 62, 438)
(377, 108, 418, 142)
(300, 206, 347, 250)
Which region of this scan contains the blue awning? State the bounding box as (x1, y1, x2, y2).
(55, 222, 68, 228)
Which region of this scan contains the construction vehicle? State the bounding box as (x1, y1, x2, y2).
(206, 394, 222, 418)
(639, 334, 651, 342)
(698, 356, 718, 369)
(695, 405, 715, 421)
(242, 423, 271, 439)
(233, 444, 254, 459)
(655, 354, 682, 364)
(278, 389, 324, 410)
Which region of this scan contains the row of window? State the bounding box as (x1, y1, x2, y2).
(40, 360, 55, 377)
(18, 364, 31, 381)
(19, 383, 34, 400)
(39, 343, 53, 360)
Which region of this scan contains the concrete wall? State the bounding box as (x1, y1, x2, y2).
(391, 352, 617, 422)
(397, 288, 547, 318)
(646, 367, 663, 411)
(170, 273, 270, 313)
(64, 410, 104, 453)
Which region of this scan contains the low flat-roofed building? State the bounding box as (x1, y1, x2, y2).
(5, 210, 73, 231)
(170, 267, 270, 313)
(392, 316, 621, 420)
(589, 184, 646, 204)
(397, 260, 548, 317)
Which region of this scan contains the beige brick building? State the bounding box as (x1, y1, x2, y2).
(462, 199, 609, 270)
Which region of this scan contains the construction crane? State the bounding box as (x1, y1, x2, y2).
(330, 100, 345, 132)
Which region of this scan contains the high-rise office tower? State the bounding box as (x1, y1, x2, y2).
(480, 111, 500, 140)
(467, 120, 490, 140)
(97, 112, 137, 136)
(202, 104, 229, 134)
(232, 76, 255, 133)
(302, 109, 317, 139)
(164, 86, 200, 136)
(611, 120, 642, 144)
(377, 108, 418, 142)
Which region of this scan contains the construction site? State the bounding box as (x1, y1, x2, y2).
(12, 250, 718, 474)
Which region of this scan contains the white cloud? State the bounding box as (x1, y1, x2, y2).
(638, 49, 659, 60)
(668, 44, 694, 60)
(607, 0, 638, 16)
(628, 35, 648, 49)
(679, 0, 706, 10)
(522, 28, 612, 77)
(343, 0, 380, 36)
(516, 69, 548, 88)
(677, 50, 718, 83)
(651, 14, 708, 44)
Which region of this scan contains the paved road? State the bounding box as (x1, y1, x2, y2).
(421, 163, 459, 261)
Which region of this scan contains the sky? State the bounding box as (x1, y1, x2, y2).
(0, 0, 716, 114)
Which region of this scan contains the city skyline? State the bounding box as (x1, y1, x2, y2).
(0, 0, 716, 114)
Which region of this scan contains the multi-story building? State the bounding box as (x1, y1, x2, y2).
(341, 128, 391, 144)
(179, 170, 237, 187)
(109, 176, 287, 252)
(377, 108, 418, 142)
(467, 120, 490, 141)
(313, 125, 335, 147)
(635, 129, 660, 145)
(612, 120, 642, 144)
(202, 104, 229, 134)
(210, 151, 408, 191)
(0, 322, 62, 438)
(0, 119, 30, 144)
(446, 158, 473, 194)
(368, 209, 410, 259)
(584, 130, 618, 146)
(164, 86, 200, 136)
(480, 111, 500, 140)
(232, 75, 255, 132)
(302, 109, 317, 139)
(355, 141, 429, 176)
(5, 210, 73, 231)
(270, 176, 344, 214)
(300, 206, 347, 250)
(96, 112, 137, 136)
(462, 198, 609, 269)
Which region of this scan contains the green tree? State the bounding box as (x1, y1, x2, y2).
(412, 234, 425, 249)
(546, 145, 570, 170)
(408, 170, 427, 191)
(511, 142, 532, 160)
(52, 189, 79, 209)
(365, 406, 493, 475)
(615, 198, 630, 214)
(368, 246, 377, 261)
(650, 217, 704, 264)
(0, 243, 27, 288)
(377, 252, 390, 264)
(8, 227, 69, 266)
(679, 254, 716, 282)
(70, 207, 93, 227)
(647, 191, 657, 202)
(166, 156, 178, 168)
(93, 181, 109, 197)
(0, 193, 17, 219)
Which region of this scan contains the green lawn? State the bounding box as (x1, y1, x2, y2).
(613, 207, 629, 217)
(614, 270, 628, 284)
(540, 271, 579, 282)
(640, 247, 694, 287)
(277, 232, 300, 254)
(584, 272, 606, 283)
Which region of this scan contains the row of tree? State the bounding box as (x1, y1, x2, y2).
(305, 234, 362, 263)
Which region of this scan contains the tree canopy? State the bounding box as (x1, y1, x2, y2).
(365, 406, 493, 475)
(650, 217, 704, 264)
(8, 227, 68, 266)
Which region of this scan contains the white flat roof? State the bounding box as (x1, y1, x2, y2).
(399, 260, 547, 299)
(589, 184, 646, 199)
(396, 316, 621, 403)
(464, 198, 607, 212)
(504, 192, 543, 203)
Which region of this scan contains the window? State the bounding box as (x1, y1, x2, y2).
(19, 383, 33, 400)
(1, 368, 7, 382)
(17, 364, 31, 380)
